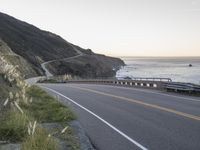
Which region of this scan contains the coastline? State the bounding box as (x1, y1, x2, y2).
(116, 57, 200, 85)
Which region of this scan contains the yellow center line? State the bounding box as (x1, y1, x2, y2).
(70, 85, 200, 121)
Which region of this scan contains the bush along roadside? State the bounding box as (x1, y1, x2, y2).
(0, 55, 79, 150)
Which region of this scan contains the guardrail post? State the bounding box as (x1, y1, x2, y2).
(46, 77, 172, 91)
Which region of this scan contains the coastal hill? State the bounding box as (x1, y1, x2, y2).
(0, 12, 124, 78)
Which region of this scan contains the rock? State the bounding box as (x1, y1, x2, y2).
(124, 76, 132, 80)
(0, 143, 20, 150)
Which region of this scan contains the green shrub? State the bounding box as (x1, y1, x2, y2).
(0, 110, 29, 142)
(38, 79, 58, 83)
(23, 86, 76, 123)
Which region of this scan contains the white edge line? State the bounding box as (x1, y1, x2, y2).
(41, 86, 148, 150)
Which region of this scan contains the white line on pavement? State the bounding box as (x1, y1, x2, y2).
(42, 86, 148, 150)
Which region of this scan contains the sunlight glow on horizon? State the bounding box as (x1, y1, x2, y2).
(0, 0, 200, 57)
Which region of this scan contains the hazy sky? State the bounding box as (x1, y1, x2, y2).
(0, 0, 200, 56)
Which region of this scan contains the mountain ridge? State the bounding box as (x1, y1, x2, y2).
(0, 12, 124, 78)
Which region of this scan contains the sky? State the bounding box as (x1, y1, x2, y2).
(0, 0, 200, 57)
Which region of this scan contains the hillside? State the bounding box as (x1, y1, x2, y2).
(0, 39, 38, 78)
(0, 12, 124, 78)
(0, 53, 83, 150)
(49, 54, 125, 78)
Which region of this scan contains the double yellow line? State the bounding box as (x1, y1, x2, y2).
(71, 86, 200, 121)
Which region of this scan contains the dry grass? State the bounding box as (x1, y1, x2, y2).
(0, 55, 76, 149)
(21, 127, 58, 150)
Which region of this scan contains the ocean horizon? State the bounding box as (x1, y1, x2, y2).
(116, 56, 200, 85)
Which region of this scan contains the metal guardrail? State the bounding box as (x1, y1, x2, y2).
(127, 77, 172, 82)
(39, 76, 200, 94)
(64, 78, 172, 89)
(164, 82, 200, 93)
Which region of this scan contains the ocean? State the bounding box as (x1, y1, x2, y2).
(116, 57, 200, 85)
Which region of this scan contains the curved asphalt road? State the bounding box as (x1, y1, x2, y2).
(40, 83, 200, 150)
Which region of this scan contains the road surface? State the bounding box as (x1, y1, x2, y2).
(40, 83, 200, 150)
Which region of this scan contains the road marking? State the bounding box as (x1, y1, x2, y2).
(77, 84, 200, 102)
(112, 86, 200, 102)
(42, 86, 148, 150)
(71, 86, 200, 121)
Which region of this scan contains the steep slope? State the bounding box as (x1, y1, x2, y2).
(49, 54, 124, 78)
(0, 12, 78, 75)
(0, 39, 37, 78)
(0, 12, 124, 78)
